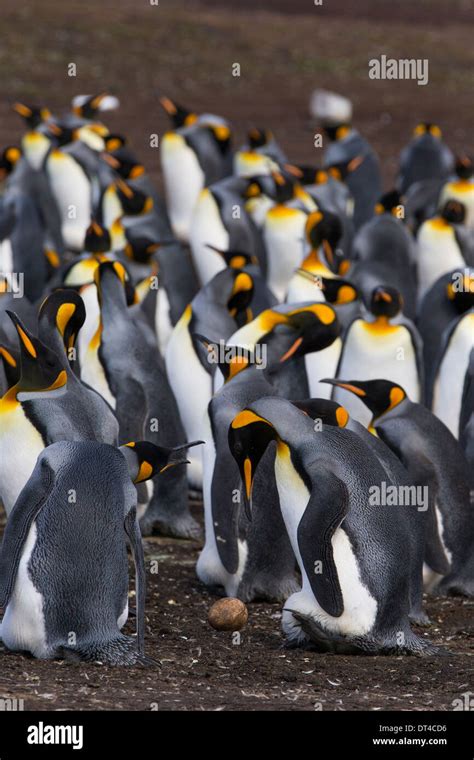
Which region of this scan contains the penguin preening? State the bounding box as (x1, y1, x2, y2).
(228, 397, 436, 653)
(325, 378, 474, 598)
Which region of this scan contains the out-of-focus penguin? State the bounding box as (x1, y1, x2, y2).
(332, 286, 423, 426)
(397, 122, 454, 194)
(324, 379, 474, 598)
(417, 200, 466, 300)
(459, 348, 474, 484)
(439, 156, 474, 228)
(229, 397, 435, 653)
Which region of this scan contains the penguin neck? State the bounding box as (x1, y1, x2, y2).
(0, 383, 20, 411)
(364, 315, 398, 334)
(38, 323, 75, 375)
(98, 281, 128, 322)
(370, 395, 410, 429)
(301, 248, 331, 276)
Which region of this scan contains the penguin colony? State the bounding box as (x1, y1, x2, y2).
(0, 89, 472, 665)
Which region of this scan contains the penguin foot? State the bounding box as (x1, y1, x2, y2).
(237, 574, 300, 604)
(140, 511, 202, 541)
(434, 575, 474, 599)
(409, 610, 431, 627)
(57, 635, 159, 667)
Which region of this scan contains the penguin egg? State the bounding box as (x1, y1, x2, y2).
(208, 598, 248, 631)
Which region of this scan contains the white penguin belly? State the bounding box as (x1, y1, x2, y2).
(286, 275, 326, 304)
(0, 523, 48, 658)
(432, 313, 474, 437)
(155, 287, 174, 355)
(165, 313, 212, 488)
(81, 341, 116, 409)
(305, 338, 342, 399)
(264, 207, 307, 302)
(47, 151, 91, 251)
(0, 406, 45, 515)
(196, 410, 248, 594)
(0, 238, 13, 276)
(334, 322, 419, 426)
(274, 448, 377, 641)
(189, 189, 228, 286)
(161, 134, 205, 243)
(77, 285, 100, 368)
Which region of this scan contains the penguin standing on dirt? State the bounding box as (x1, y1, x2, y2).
(397, 122, 454, 194)
(324, 379, 474, 598)
(228, 397, 435, 653)
(332, 286, 423, 426)
(417, 200, 467, 300)
(165, 268, 254, 489)
(198, 305, 341, 600)
(0, 438, 188, 665)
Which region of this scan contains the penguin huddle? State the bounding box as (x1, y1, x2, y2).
(0, 90, 472, 664)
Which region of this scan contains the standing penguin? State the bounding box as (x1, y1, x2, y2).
(323, 378, 474, 598)
(397, 122, 454, 194)
(228, 397, 435, 653)
(417, 200, 467, 301)
(45, 144, 93, 252)
(165, 268, 254, 489)
(332, 287, 423, 426)
(0, 437, 186, 665)
(439, 156, 474, 228)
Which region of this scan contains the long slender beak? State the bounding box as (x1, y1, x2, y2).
(172, 440, 205, 452)
(320, 378, 365, 397)
(205, 243, 225, 255)
(296, 268, 318, 283)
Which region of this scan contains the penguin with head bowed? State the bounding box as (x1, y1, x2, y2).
(418, 268, 474, 403)
(323, 378, 474, 598)
(221, 301, 341, 400)
(204, 243, 276, 316)
(82, 260, 200, 539)
(439, 155, 474, 229)
(197, 303, 342, 601)
(397, 122, 454, 195)
(0, 435, 182, 665)
(165, 268, 255, 490)
(160, 111, 233, 243)
(228, 396, 436, 653)
(234, 127, 287, 173)
(289, 271, 360, 329)
(331, 286, 423, 426)
(71, 92, 120, 121)
(189, 175, 267, 286)
(417, 200, 467, 301)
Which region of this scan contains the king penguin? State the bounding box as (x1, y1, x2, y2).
(439, 156, 474, 228)
(417, 200, 467, 301)
(397, 122, 454, 194)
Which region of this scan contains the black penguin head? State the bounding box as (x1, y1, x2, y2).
(440, 199, 466, 225)
(12, 102, 51, 128)
(321, 378, 407, 421)
(194, 334, 261, 384)
(101, 149, 145, 180)
(295, 270, 359, 305)
(446, 271, 474, 313)
(228, 408, 277, 517)
(455, 155, 473, 181)
(120, 440, 204, 483)
(256, 303, 340, 366)
(225, 270, 255, 327)
(205, 244, 258, 269)
(322, 123, 352, 142)
(84, 220, 112, 254)
(305, 209, 343, 271)
(6, 311, 67, 399)
(46, 121, 78, 147)
(159, 96, 198, 128)
(375, 189, 404, 217)
(327, 155, 363, 181)
(115, 178, 153, 216)
(0, 146, 22, 178)
(104, 133, 127, 152)
(292, 398, 349, 428)
(248, 128, 272, 149)
(413, 122, 442, 139)
(38, 289, 86, 357)
(271, 170, 297, 204)
(292, 165, 329, 186)
(206, 123, 232, 156)
(72, 93, 118, 119)
(0, 344, 20, 389)
(94, 260, 135, 308)
(368, 286, 402, 318)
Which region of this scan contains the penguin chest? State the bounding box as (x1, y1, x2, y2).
(0, 238, 13, 276)
(155, 286, 174, 355)
(102, 186, 123, 229)
(0, 523, 48, 658)
(0, 405, 44, 514)
(264, 207, 307, 300)
(304, 337, 343, 399)
(81, 339, 116, 410)
(160, 134, 205, 242)
(47, 152, 92, 250)
(189, 189, 228, 285)
(432, 313, 474, 436)
(417, 224, 464, 296)
(274, 449, 377, 637)
(286, 274, 326, 304)
(335, 322, 419, 425)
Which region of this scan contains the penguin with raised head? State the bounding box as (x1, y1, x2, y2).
(197, 305, 341, 600)
(189, 175, 267, 286)
(332, 286, 423, 426)
(0, 437, 188, 665)
(323, 378, 474, 598)
(165, 268, 255, 489)
(82, 261, 199, 538)
(397, 122, 454, 194)
(228, 397, 435, 653)
(439, 156, 474, 228)
(417, 200, 467, 300)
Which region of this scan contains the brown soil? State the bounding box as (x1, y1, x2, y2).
(0, 0, 473, 711)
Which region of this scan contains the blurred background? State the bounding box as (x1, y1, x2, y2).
(1, 0, 473, 185)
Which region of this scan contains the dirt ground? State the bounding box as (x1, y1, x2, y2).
(0, 0, 473, 711)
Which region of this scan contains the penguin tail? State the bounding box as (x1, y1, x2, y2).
(57, 635, 160, 667)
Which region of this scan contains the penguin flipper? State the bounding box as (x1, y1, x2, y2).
(124, 506, 146, 655)
(0, 456, 54, 608)
(296, 464, 350, 618)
